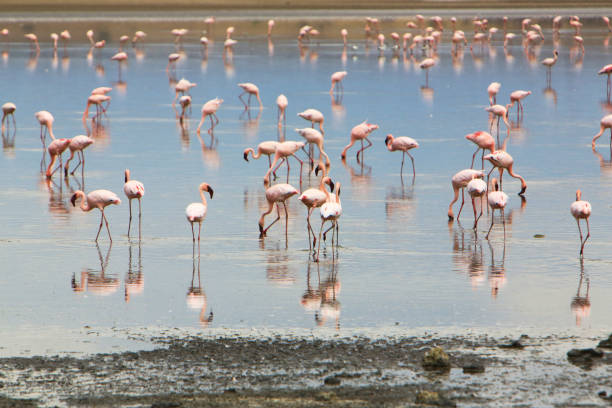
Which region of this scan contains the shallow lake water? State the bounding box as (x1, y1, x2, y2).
(0, 16, 611, 355)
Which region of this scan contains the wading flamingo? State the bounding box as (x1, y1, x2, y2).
(64, 135, 94, 176)
(484, 150, 527, 196)
(508, 90, 531, 121)
(298, 173, 334, 248)
(298, 109, 324, 134)
(541, 49, 559, 86)
(264, 141, 307, 186)
(295, 127, 331, 168)
(185, 182, 214, 242)
(277, 94, 288, 128)
(485, 103, 511, 143)
(419, 58, 435, 87)
(487, 82, 501, 105)
(330, 71, 347, 95)
(384, 134, 419, 177)
(486, 178, 509, 239)
(571, 189, 592, 258)
(238, 83, 263, 110)
(465, 130, 495, 169)
(341, 121, 379, 162)
(448, 169, 485, 221)
(244, 140, 279, 169)
(175, 78, 197, 101)
(35, 110, 55, 149)
(258, 183, 299, 238)
(197, 97, 223, 134)
(467, 177, 487, 229)
(1, 102, 16, 132)
(45, 138, 71, 180)
(124, 169, 145, 238)
(83, 94, 111, 122)
(71, 189, 121, 242)
(592, 114, 612, 148)
(316, 181, 342, 262)
(599, 64, 612, 100)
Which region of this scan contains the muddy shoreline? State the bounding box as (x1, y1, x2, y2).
(2, 331, 612, 407)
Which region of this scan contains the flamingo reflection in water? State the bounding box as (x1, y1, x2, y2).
(72, 244, 119, 296)
(450, 223, 485, 288)
(571, 260, 591, 326)
(301, 261, 322, 315)
(487, 239, 506, 299)
(315, 261, 341, 330)
(125, 241, 144, 303)
(187, 250, 214, 327)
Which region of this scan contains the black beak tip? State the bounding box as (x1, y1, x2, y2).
(208, 186, 214, 198)
(243, 152, 249, 162)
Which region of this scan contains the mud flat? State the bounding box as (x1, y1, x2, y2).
(1, 328, 612, 407)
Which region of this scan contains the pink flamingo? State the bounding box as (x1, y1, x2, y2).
(484, 150, 527, 196)
(592, 114, 612, 149)
(276, 94, 288, 128)
(268, 19, 275, 37)
(571, 189, 592, 258)
(83, 94, 111, 122)
(111, 51, 127, 80)
(330, 71, 347, 95)
(604, 16, 612, 32)
(487, 82, 501, 105)
(316, 181, 342, 262)
(465, 130, 495, 169)
(175, 78, 197, 101)
(167, 53, 180, 72)
(384, 134, 419, 177)
(508, 90, 532, 121)
(341, 29, 348, 46)
(341, 121, 379, 161)
(298, 109, 324, 134)
(486, 178, 509, 239)
(124, 169, 145, 238)
(295, 127, 331, 168)
(238, 83, 263, 110)
(298, 173, 334, 247)
(485, 103, 511, 142)
(50, 33, 58, 52)
(35, 110, 55, 149)
(185, 182, 213, 242)
(258, 183, 299, 238)
(448, 169, 485, 221)
(419, 58, 435, 87)
(197, 97, 223, 134)
(71, 189, 121, 242)
(1, 102, 16, 132)
(264, 141, 307, 186)
(467, 177, 487, 229)
(599, 64, 612, 100)
(45, 138, 71, 180)
(60, 30, 70, 52)
(541, 49, 559, 86)
(244, 140, 279, 169)
(64, 135, 94, 176)
(24, 33, 39, 53)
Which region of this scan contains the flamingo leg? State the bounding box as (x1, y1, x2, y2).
(356, 137, 373, 163)
(470, 146, 479, 169)
(457, 188, 465, 220)
(95, 211, 104, 242)
(291, 153, 304, 186)
(71, 151, 83, 175)
(128, 198, 133, 237)
(486, 209, 495, 239)
(198, 221, 202, 241)
(323, 223, 334, 241)
(239, 91, 248, 109)
(103, 211, 112, 242)
(400, 151, 405, 175)
(263, 204, 281, 234)
(407, 151, 416, 178)
(191, 222, 195, 242)
(316, 219, 325, 262)
(138, 198, 142, 240)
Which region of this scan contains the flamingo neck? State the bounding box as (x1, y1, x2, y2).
(252, 148, 262, 159)
(199, 188, 208, 206)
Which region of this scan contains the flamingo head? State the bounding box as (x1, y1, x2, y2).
(124, 168, 130, 183)
(243, 148, 251, 162)
(199, 183, 214, 198)
(324, 177, 335, 192)
(70, 193, 79, 207)
(385, 134, 393, 146)
(576, 189, 581, 201)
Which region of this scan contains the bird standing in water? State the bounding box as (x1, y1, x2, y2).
(486, 178, 508, 240)
(124, 169, 145, 238)
(570, 190, 592, 258)
(185, 183, 214, 242)
(71, 189, 121, 242)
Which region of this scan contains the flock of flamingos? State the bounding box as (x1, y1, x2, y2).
(1, 13, 612, 263)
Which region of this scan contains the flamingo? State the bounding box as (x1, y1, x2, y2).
(316, 181, 342, 262)
(541, 50, 559, 86)
(175, 78, 197, 101)
(268, 19, 275, 37)
(24, 33, 39, 53)
(64, 135, 94, 176)
(465, 130, 495, 169)
(341, 29, 348, 46)
(35, 110, 55, 149)
(276, 94, 288, 128)
(50, 33, 58, 52)
(1, 102, 16, 132)
(238, 83, 263, 110)
(487, 82, 501, 105)
(384, 134, 419, 178)
(111, 51, 127, 79)
(197, 98, 223, 134)
(83, 94, 111, 122)
(508, 90, 532, 121)
(244, 140, 279, 169)
(298, 109, 325, 134)
(167, 53, 180, 72)
(467, 177, 487, 229)
(447, 169, 485, 221)
(571, 190, 592, 258)
(45, 138, 71, 180)
(124, 169, 145, 238)
(330, 71, 347, 95)
(132, 30, 146, 45)
(264, 141, 307, 186)
(484, 150, 527, 196)
(71, 189, 121, 242)
(60, 30, 70, 51)
(592, 114, 612, 149)
(419, 58, 435, 87)
(185, 182, 214, 242)
(604, 16, 612, 32)
(91, 86, 112, 96)
(295, 127, 331, 168)
(486, 178, 509, 240)
(341, 121, 379, 161)
(258, 183, 299, 238)
(485, 104, 511, 142)
(599, 64, 612, 100)
(178, 95, 191, 124)
(298, 173, 334, 247)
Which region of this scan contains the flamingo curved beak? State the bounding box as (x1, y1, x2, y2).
(207, 186, 214, 198)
